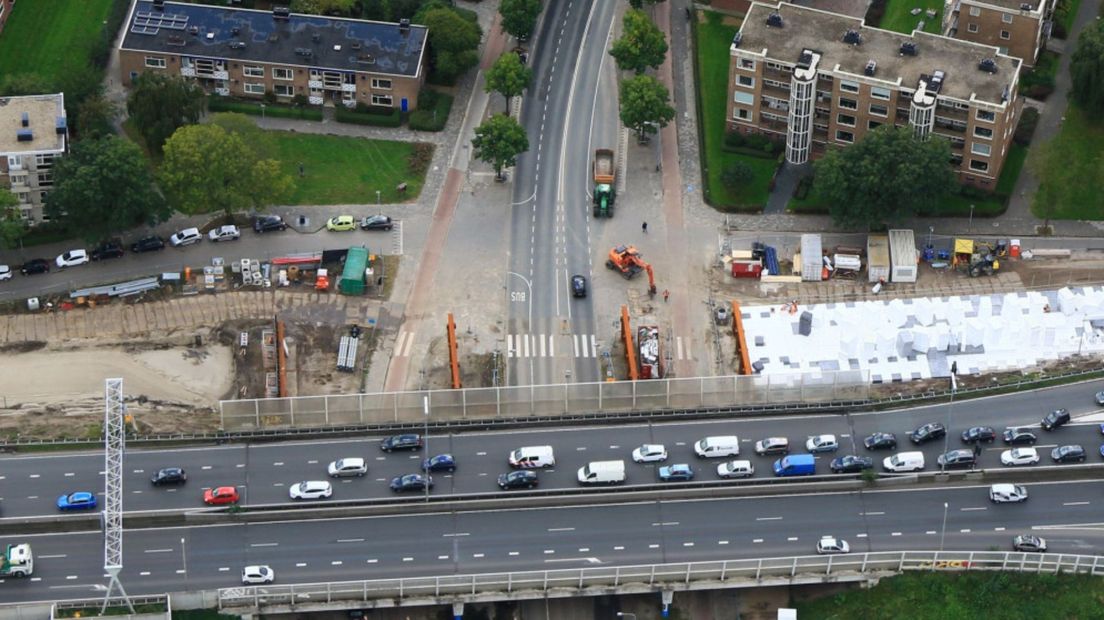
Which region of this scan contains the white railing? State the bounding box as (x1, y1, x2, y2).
(217, 551, 1104, 611)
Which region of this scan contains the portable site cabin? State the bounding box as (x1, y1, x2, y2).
(866, 234, 890, 283)
(339, 247, 369, 295)
(888, 229, 918, 283)
(800, 234, 823, 282)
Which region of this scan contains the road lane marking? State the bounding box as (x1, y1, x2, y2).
(995, 527, 1006, 531)
(753, 539, 763, 543)
(251, 543, 278, 547)
(652, 522, 679, 526)
(718, 541, 729, 545)
(140, 571, 150, 576)
(861, 512, 884, 516)
(236, 464, 245, 468)
(144, 548, 173, 554)
(66, 576, 78, 580)
(64, 473, 74, 477)
(756, 517, 783, 521)
(295, 563, 306, 568)
(476, 452, 487, 456)
(331, 561, 343, 566)
(683, 542, 694, 547)
(926, 531, 937, 535)
(402, 557, 413, 562)
(787, 537, 798, 541)
(202, 466, 212, 470)
(176, 570, 185, 574)
(1063, 501, 1090, 506)
(220, 567, 231, 571)
(307, 460, 318, 464)
(548, 527, 575, 532)
(442, 533, 470, 537)
(29, 474, 39, 478)
(579, 547, 590, 552)
(960, 507, 987, 511)
(509, 551, 520, 556)
(473, 553, 485, 558)
(891, 532, 902, 536)
(367, 559, 378, 564)
(613, 546, 624, 551)
(576, 447, 586, 451)
(960, 529, 971, 533)
(337, 538, 364, 543)
(856, 533, 868, 538)
(648, 544, 660, 549)
(543, 550, 555, 554)
(438, 555, 450, 560)
(39, 554, 67, 559)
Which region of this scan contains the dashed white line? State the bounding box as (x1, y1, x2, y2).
(891, 532, 902, 537)
(139, 571, 151, 576)
(66, 576, 78, 580)
(1063, 501, 1090, 506)
(402, 557, 413, 562)
(613, 546, 624, 551)
(442, 533, 470, 538)
(202, 466, 212, 470)
(295, 563, 307, 568)
(367, 559, 378, 564)
(787, 537, 798, 541)
(438, 555, 450, 560)
(331, 561, 343, 566)
(960, 507, 987, 512)
(960, 529, 971, 533)
(861, 511, 885, 516)
(648, 544, 660, 549)
(220, 567, 232, 571)
(856, 533, 868, 538)
(473, 553, 485, 558)
(718, 540, 729, 545)
(144, 548, 173, 554)
(337, 538, 365, 543)
(251, 543, 278, 548)
(548, 527, 575, 532)
(682, 542, 694, 547)
(543, 550, 555, 555)
(756, 517, 783, 521)
(994, 527, 1006, 531)
(509, 551, 520, 556)
(926, 530, 938, 535)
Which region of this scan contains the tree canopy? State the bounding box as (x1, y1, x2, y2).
(126, 73, 205, 154)
(0, 191, 22, 251)
(609, 9, 668, 75)
(472, 113, 529, 179)
(289, 0, 357, 15)
(628, 0, 663, 9)
(74, 94, 118, 140)
(158, 124, 294, 216)
(813, 126, 956, 229)
(44, 136, 168, 244)
(419, 5, 483, 85)
(619, 74, 676, 140)
(1070, 20, 1104, 114)
(485, 52, 533, 112)
(499, 0, 542, 41)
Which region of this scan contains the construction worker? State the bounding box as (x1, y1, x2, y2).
(663, 289, 670, 302)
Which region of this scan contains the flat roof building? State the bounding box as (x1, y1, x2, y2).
(941, 0, 1055, 67)
(0, 93, 68, 224)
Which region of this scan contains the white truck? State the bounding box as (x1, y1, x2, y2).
(1, 544, 33, 577)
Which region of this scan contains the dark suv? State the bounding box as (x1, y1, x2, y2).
(130, 235, 166, 253)
(1003, 427, 1037, 445)
(253, 215, 288, 233)
(150, 467, 187, 486)
(380, 434, 423, 452)
(20, 259, 50, 275)
(863, 432, 897, 450)
(961, 426, 996, 444)
(1041, 408, 1071, 431)
(909, 423, 946, 445)
(90, 240, 125, 261)
(1051, 444, 1086, 463)
(937, 449, 977, 469)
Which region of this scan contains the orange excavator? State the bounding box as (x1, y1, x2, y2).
(607, 245, 657, 296)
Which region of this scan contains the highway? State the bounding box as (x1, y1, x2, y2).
(1, 381, 1101, 518)
(2, 480, 1102, 603)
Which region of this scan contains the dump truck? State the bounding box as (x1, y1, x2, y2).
(1, 544, 33, 577)
(593, 149, 616, 218)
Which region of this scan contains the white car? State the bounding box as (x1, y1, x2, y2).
(815, 536, 850, 555)
(288, 480, 333, 500)
(631, 444, 668, 463)
(241, 564, 275, 584)
(989, 483, 1028, 503)
(208, 225, 241, 242)
(754, 437, 790, 455)
(806, 434, 839, 453)
(55, 249, 89, 268)
(170, 227, 202, 247)
(716, 459, 755, 479)
(1000, 447, 1040, 466)
(327, 457, 368, 477)
(0, 265, 11, 281)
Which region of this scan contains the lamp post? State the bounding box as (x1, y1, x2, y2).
(376, 190, 381, 211)
(940, 502, 949, 552)
(260, 103, 266, 119)
(180, 536, 187, 577)
(423, 395, 430, 503)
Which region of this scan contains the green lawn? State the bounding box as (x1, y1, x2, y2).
(1033, 104, 1104, 220)
(877, 0, 944, 34)
(695, 11, 774, 211)
(0, 0, 115, 84)
(797, 572, 1104, 620)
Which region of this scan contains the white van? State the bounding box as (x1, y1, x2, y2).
(577, 460, 626, 485)
(882, 451, 925, 472)
(509, 446, 556, 469)
(694, 436, 740, 458)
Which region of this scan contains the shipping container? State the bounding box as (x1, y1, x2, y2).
(339, 247, 369, 295)
(888, 229, 918, 283)
(866, 234, 890, 283)
(731, 260, 763, 279)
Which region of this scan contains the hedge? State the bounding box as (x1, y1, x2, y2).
(207, 97, 323, 120)
(409, 89, 453, 132)
(335, 105, 402, 127)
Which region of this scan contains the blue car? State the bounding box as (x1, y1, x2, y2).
(422, 454, 456, 472)
(57, 492, 97, 511)
(658, 464, 694, 482)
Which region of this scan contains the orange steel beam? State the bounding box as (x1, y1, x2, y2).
(731, 301, 753, 376)
(275, 317, 288, 397)
(621, 305, 639, 381)
(447, 313, 462, 389)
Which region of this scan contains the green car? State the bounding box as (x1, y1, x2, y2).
(326, 215, 357, 231)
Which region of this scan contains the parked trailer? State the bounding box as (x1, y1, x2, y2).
(888, 229, 918, 283)
(637, 325, 664, 379)
(867, 234, 890, 283)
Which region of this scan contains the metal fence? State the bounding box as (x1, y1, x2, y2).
(217, 550, 1104, 611)
(218, 370, 871, 430)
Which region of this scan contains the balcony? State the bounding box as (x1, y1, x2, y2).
(214, 87, 230, 96)
(308, 80, 323, 89)
(762, 82, 791, 100)
(934, 118, 967, 133)
(759, 117, 788, 133)
(936, 105, 969, 121)
(180, 67, 196, 77)
(309, 95, 325, 105)
(341, 83, 356, 93)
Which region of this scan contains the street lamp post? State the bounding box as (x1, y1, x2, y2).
(376, 190, 381, 211)
(423, 395, 430, 503)
(180, 536, 187, 577)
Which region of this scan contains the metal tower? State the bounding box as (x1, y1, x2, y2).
(102, 378, 134, 614)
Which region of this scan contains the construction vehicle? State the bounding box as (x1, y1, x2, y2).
(593, 149, 616, 218)
(607, 245, 657, 295)
(952, 239, 1000, 277)
(1, 544, 33, 577)
(967, 252, 1000, 277)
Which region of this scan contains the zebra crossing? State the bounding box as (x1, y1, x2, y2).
(507, 334, 599, 358)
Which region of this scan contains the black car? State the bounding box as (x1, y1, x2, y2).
(253, 215, 288, 233)
(961, 426, 997, 444)
(1051, 444, 1086, 463)
(90, 240, 125, 261)
(1041, 408, 1071, 431)
(390, 473, 432, 492)
(130, 235, 166, 253)
(830, 455, 874, 473)
(1003, 427, 1038, 445)
(937, 449, 977, 469)
(360, 215, 394, 231)
(150, 467, 187, 486)
(380, 434, 423, 452)
(909, 423, 946, 444)
(571, 274, 587, 298)
(863, 432, 897, 450)
(19, 258, 50, 275)
(498, 470, 538, 490)
(422, 454, 456, 472)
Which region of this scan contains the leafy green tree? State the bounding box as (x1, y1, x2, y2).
(619, 74, 675, 141)
(419, 6, 483, 85)
(158, 124, 294, 216)
(472, 114, 529, 180)
(628, 0, 663, 9)
(126, 73, 205, 154)
(44, 136, 168, 244)
(207, 112, 277, 160)
(499, 0, 542, 41)
(485, 52, 533, 112)
(0, 192, 23, 251)
(813, 126, 956, 229)
(74, 94, 118, 139)
(290, 0, 357, 15)
(610, 9, 668, 75)
(0, 73, 53, 97)
(1070, 20, 1104, 114)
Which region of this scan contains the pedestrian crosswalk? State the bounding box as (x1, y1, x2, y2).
(507, 334, 599, 358)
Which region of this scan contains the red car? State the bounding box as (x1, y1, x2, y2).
(203, 486, 240, 506)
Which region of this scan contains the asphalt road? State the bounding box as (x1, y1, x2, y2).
(1, 381, 1101, 518)
(3, 479, 1101, 603)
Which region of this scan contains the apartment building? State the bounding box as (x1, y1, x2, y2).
(0, 94, 68, 224)
(0, 0, 14, 36)
(942, 0, 1053, 67)
(119, 1, 427, 110)
(728, 2, 1023, 189)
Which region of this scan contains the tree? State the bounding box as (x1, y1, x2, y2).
(499, 0, 542, 41)
(419, 6, 483, 85)
(0, 191, 23, 251)
(126, 73, 205, 154)
(485, 52, 533, 112)
(158, 124, 294, 216)
(813, 126, 956, 229)
(1070, 20, 1104, 114)
(207, 112, 277, 160)
(74, 94, 118, 139)
(472, 114, 529, 180)
(619, 74, 675, 142)
(609, 9, 668, 75)
(290, 0, 357, 15)
(628, 0, 663, 9)
(44, 136, 168, 244)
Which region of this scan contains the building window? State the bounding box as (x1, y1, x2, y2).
(1000, 30, 1011, 39)
(838, 97, 857, 110)
(145, 56, 166, 68)
(274, 84, 294, 97)
(740, 58, 755, 70)
(971, 143, 991, 156)
(734, 91, 754, 105)
(870, 103, 888, 116)
(969, 6, 981, 16)
(734, 107, 751, 121)
(244, 82, 265, 95)
(244, 65, 264, 78)
(372, 94, 393, 106)
(35, 153, 55, 167)
(273, 68, 294, 81)
(371, 78, 393, 90)
(737, 75, 755, 88)
(969, 159, 989, 172)
(837, 113, 856, 126)
(7, 155, 22, 169)
(976, 109, 996, 122)
(870, 87, 891, 100)
(1002, 12, 1013, 22)
(869, 120, 882, 130)
(974, 126, 993, 139)
(836, 130, 854, 143)
(967, 23, 979, 32)
(839, 80, 859, 93)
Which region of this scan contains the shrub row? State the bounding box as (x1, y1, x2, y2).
(409, 89, 454, 132)
(334, 104, 402, 127)
(207, 97, 323, 120)
(723, 131, 785, 158)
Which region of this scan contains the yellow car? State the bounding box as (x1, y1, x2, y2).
(326, 215, 357, 231)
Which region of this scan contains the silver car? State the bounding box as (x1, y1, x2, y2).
(327, 457, 367, 477)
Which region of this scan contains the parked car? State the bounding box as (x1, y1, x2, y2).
(55, 249, 89, 268)
(863, 432, 897, 450)
(815, 536, 850, 554)
(571, 274, 587, 298)
(830, 455, 873, 473)
(909, 422, 946, 444)
(390, 473, 432, 492)
(631, 444, 668, 463)
(805, 434, 839, 453)
(498, 470, 538, 490)
(252, 214, 288, 233)
(203, 486, 240, 505)
(130, 235, 166, 253)
(326, 215, 357, 231)
(754, 437, 790, 456)
(657, 464, 694, 482)
(961, 426, 996, 444)
(150, 467, 187, 486)
(1096, 391, 1104, 406)
(208, 225, 241, 242)
(422, 454, 457, 472)
(380, 434, 423, 452)
(1041, 408, 1071, 431)
(360, 214, 394, 231)
(1003, 427, 1038, 445)
(241, 565, 275, 584)
(90, 240, 125, 261)
(1000, 447, 1040, 466)
(56, 492, 97, 511)
(170, 227, 203, 247)
(937, 449, 977, 469)
(289, 480, 333, 500)
(1051, 444, 1086, 463)
(1012, 535, 1047, 553)
(327, 458, 368, 478)
(716, 460, 755, 479)
(19, 258, 50, 275)
(0, 265, 11, 281)
(989, 483, 1028, 503)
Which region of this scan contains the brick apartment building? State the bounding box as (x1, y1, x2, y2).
(942, 0, 1054, 67)
(728, 2, 1023, 189)
(0, 0, 15, 35)
(119, 0, 427, 110)
(0, 94, 68, 224)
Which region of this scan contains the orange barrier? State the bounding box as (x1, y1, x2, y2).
(621, 306, 639, 381)
(447, 313, 461, 389)
(731, 301, 753, 375)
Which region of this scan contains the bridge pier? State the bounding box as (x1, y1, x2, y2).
(661, 590, 674, 617)
(452, 601, 464, 619)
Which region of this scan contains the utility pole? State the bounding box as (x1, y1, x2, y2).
(102, 378, 134, 614)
